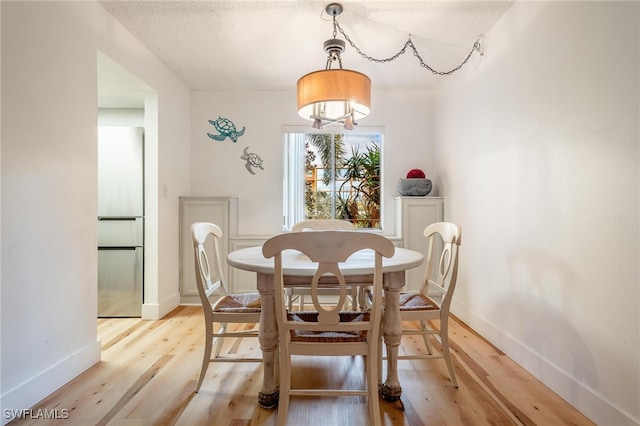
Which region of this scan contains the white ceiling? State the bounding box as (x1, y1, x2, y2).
(97, 0, 513, 106)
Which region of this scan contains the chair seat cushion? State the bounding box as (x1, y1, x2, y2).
(397, 293, 438, 311)
(213, 292, 261, 313)
(287, 311, 369, 342)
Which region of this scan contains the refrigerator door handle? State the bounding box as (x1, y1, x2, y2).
(98, 246, 138, 250)
(98, 216, 140, 221)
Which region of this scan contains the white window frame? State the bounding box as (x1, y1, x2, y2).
(282, 126, 384, 231)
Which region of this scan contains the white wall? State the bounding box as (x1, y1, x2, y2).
(190, 89, 434, 236)
(0, 2, 190, 421)
(434, 2, 639, 424)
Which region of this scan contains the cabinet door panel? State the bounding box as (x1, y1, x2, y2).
(396, 197, 444, 292)
(229, 240, 267, 293)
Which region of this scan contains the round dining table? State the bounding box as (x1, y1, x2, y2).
(227, 243, 424, 408)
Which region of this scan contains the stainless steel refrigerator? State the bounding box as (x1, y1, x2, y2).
(98, 126, 144, 317)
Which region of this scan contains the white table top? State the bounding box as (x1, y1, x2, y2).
(227, 245, 424, 276)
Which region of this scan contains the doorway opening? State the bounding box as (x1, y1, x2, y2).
(97, 51, 158, 320)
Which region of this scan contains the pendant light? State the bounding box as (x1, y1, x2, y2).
(297, 3, 370, 130)
(296, 3, 485, 130)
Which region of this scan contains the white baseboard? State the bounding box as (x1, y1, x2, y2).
(0, 341, 101, 426)
(141, 291, 181, 320)
(451, 300, 638, 426)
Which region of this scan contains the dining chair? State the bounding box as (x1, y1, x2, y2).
(191, 222, 262, 393)
(263, 231, 394, 426)
(287, 219, 359, 311)
(375, 222, 461, 388)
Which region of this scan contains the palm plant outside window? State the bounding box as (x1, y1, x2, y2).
(283, 129, 382, 230)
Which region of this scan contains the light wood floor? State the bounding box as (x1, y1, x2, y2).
(11, 306, 595, 425)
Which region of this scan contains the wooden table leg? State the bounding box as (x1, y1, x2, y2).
(256, 273, 279, 408)
(380, 271, 403, 401)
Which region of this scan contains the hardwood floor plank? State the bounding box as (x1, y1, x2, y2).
(96, 354, 174, 426)
(100, 320, 148, 351)
(156, 380, 198, 424)
(9, 307, 596, 426)
(447, 318, 593, 426)
(386, 397, 427, 426)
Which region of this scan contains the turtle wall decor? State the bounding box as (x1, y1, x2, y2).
(241, 146, 264, 175)
(207, 116, 245, 142)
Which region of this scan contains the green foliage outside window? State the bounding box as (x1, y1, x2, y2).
(304, 133, 381, 228)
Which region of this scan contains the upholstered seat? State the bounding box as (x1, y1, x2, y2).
(214, 293, 261, 313)
(286, 311, 369, 342)
(397, 293, 439, 311)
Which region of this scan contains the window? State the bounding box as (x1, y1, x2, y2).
(283, 128, 383, 230)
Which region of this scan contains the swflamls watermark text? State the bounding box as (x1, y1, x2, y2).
(4, 408, 70, 420)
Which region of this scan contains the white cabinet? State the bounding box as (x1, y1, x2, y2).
(179, 197, 230, 304)
(395, 197, 444, 292)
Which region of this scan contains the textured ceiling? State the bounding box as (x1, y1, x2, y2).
(98, 0, 513, 104)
